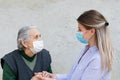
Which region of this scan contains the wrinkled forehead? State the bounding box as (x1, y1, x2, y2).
(28, 28, 41, 37)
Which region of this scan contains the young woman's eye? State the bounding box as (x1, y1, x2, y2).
(78, 28, 81, 31)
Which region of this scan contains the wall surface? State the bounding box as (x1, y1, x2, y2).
(0, 0, 120, 80)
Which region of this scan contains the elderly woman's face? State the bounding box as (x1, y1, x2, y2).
(27, 28, 41, 48)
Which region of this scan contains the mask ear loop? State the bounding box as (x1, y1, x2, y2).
(82, 30, 92, 41)
(87, 30, 93, 40)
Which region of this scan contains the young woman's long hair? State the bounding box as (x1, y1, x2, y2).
(77, 10, 114, 71)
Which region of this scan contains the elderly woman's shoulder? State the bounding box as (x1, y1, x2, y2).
(3, 49, 20, 57)
(41, 49, 49, 53)
(38, 49, 51, 58)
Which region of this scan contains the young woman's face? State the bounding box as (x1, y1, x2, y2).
(78, 23, 95, 41)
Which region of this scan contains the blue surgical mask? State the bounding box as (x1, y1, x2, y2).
(76, 32, 88, 44)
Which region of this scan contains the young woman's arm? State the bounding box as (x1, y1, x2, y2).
(81, 56, 102, 80)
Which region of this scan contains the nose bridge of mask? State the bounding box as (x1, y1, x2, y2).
(76, 31, 89, 44)
(33, 40, 44, 48)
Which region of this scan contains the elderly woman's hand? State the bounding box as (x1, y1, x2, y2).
(32, 72, 56, 80)
(31, 75, 40, 80)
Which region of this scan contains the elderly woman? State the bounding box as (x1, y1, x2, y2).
(1, 26, 52, 80)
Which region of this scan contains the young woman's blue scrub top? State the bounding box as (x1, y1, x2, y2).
(56, 45, 111, 80)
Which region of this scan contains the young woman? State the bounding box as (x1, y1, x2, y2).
(31, 10, 114, 80)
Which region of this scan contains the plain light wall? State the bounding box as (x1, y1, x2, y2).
(0, 0, 120, 80)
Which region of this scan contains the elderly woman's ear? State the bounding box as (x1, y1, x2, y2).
(21, 40, 28, 48)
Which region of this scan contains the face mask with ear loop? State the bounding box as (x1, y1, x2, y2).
(30, 40, 44, 54)
(76, 32, 88, 44)
(76, 22, 107, 44)
(76, 28, 95, 44)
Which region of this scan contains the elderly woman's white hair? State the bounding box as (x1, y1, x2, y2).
(17, 25, 38, 50)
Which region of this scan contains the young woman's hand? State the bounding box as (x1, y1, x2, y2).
(41, 71, 56, 79)
(33, 71, 57, 80)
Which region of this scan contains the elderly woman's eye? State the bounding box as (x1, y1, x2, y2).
(39, 34, 41, 37)
(35, 35, 41, 39)
(35, 35, 38, 39)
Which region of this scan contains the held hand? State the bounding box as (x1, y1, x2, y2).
(31, 72, 44, 80)
(41, 71, 56, 79)
(31, 75, 41, 80)
(34, 71, 57, 80)
(31, 73, 45, 80)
